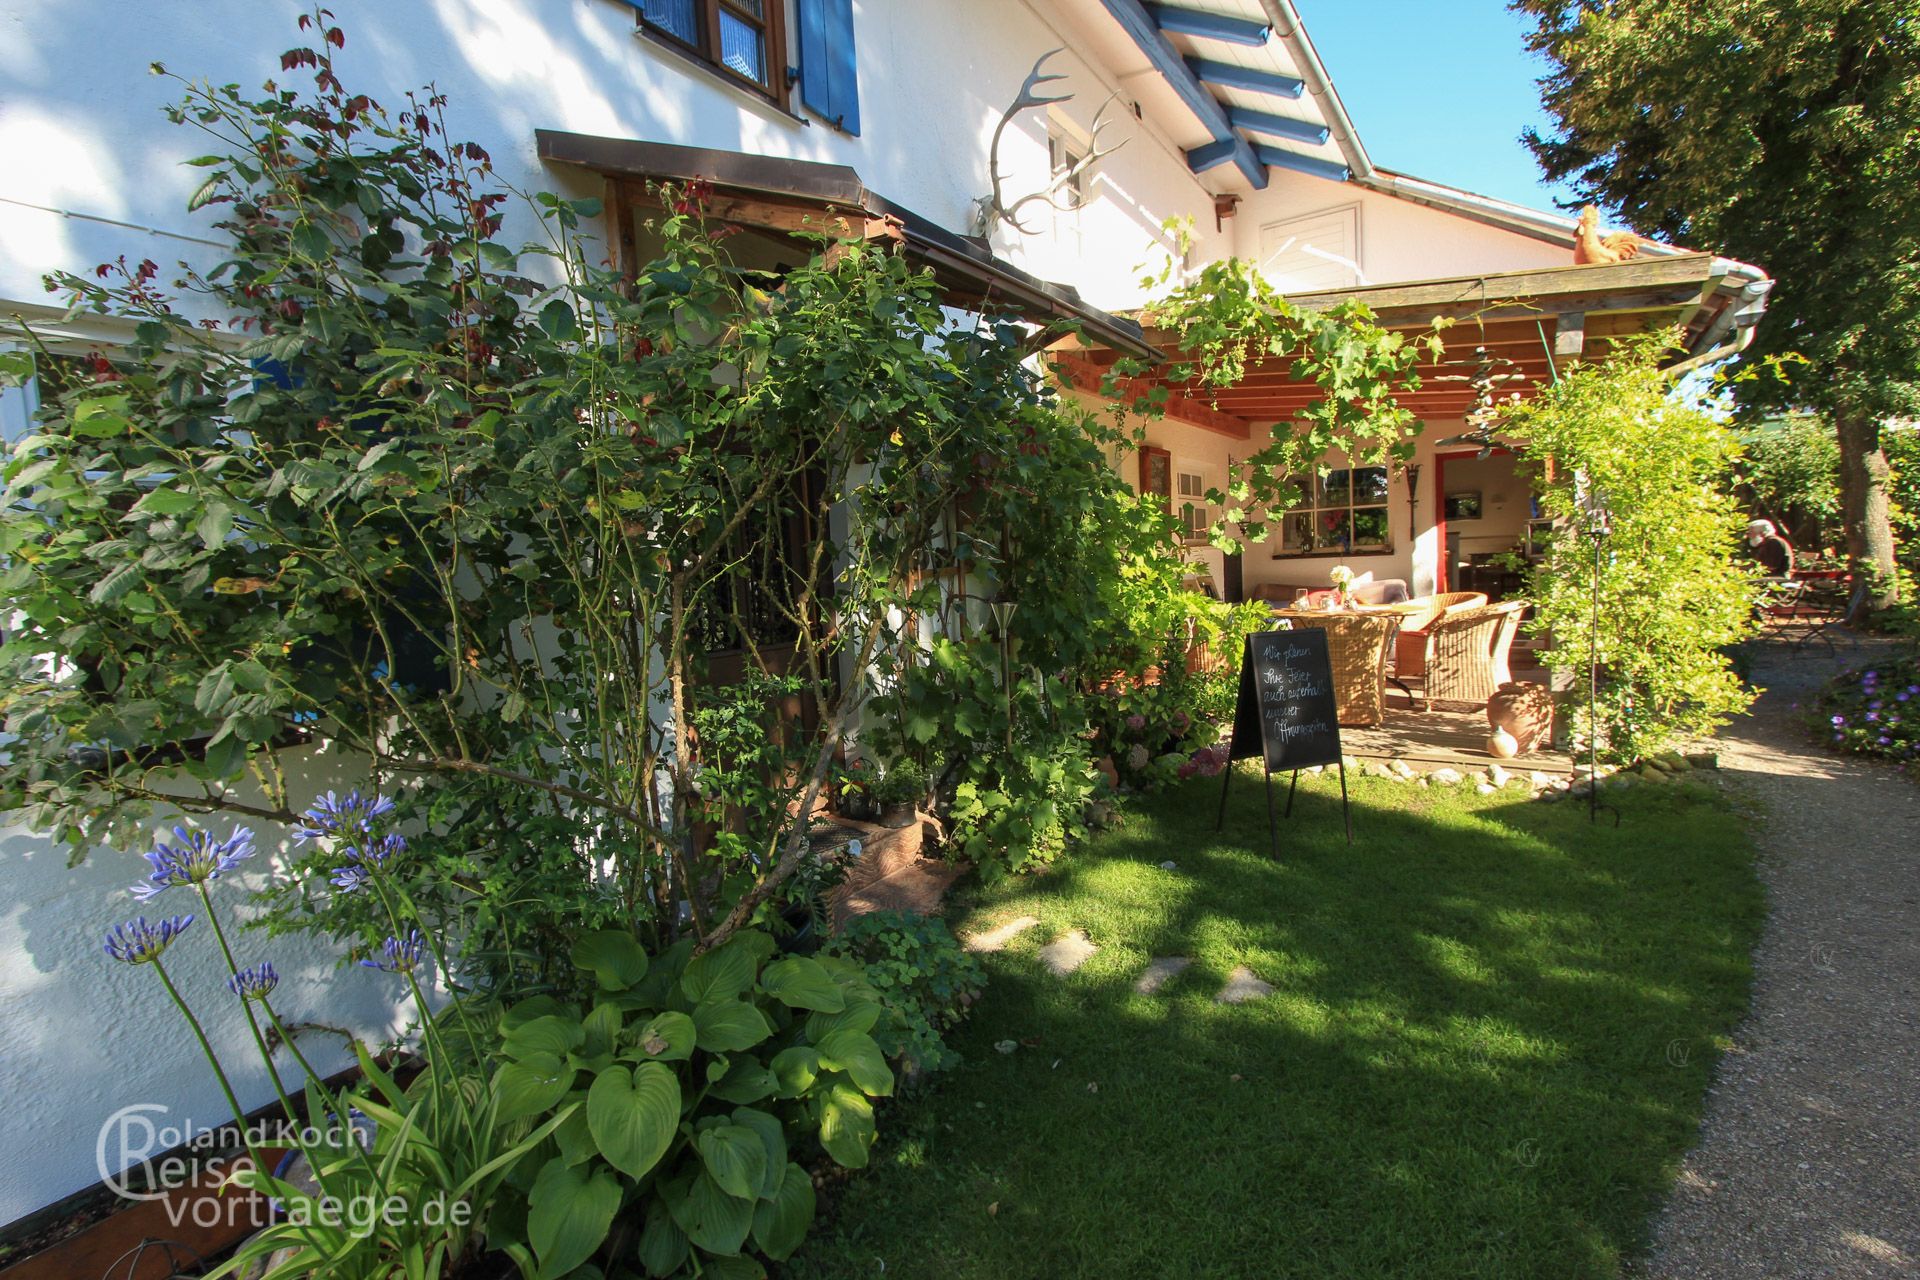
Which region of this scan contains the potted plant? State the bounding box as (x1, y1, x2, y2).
(775, 840, 853, 954)
(871, 759, 930, 828)
(836, 757, 878, 822)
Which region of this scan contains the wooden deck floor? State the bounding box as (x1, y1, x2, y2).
(1340, 665, 1577, 775)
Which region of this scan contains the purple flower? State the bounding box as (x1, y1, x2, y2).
(361, 929, 428, 976)
(228, 961, 279, 1000)
(328, 833, 407, 894)
(1831, 715, 1846, 727)
(1867, 712, 1880, 722)
(1899, 691, 1911, 703)
(295, 790, 396, 843)
(1125, 713, 1147, 732)
(130, 826, 255, 901)
(104, 915, 194, 965)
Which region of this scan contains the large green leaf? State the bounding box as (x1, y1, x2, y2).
(681, 938, 759, 1005)
(729, 1107, 788, 1200)
(571, 930, 649, 991)
(636, 1195, 689, 1278)
(769, 1046, 820, 1098)
(805, 999, 881, 1039)
(815, 1029, 894, 1097)
(504, 1013, 585, 1061)
(629, 1010, 696, 1062)
(667, 1170, 754, 1256)
(527, 1156, 620, 1278)
(696, 1123, 768, 1201)
(817, 1079, 876, 1169)
(707, 1058, 777, 1105)
(692, 1000, 773, 1053)
(757, 956, 845, 1012)
(751, 1163, 817, 1261)
(493, 1052, 574, 1123)
(585, 1062, 680, 1180)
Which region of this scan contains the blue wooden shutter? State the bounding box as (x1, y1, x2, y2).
(796, 0, 860, 135)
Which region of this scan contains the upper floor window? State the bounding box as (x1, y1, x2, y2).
(639, 0, 788, 103)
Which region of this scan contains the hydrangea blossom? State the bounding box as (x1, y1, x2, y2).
(103, 915, 195, 965)
(130, 826, 255, 901)
(228, 961, 279, 1000)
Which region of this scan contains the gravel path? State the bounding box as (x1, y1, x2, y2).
(1641, 637, 1920, 1278)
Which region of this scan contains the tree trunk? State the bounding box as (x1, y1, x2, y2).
(1833, 407, 1899, 621)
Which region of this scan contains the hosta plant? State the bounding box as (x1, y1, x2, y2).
(486, 927, 894, 1277)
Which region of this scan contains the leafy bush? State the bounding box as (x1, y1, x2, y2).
(1505, 334, 1757, 761)
(869, 636, 1096, 881)
(1812, 655, 1920, 773)
(822, 911, 986, 1076)
(486, 927, 894, 1276)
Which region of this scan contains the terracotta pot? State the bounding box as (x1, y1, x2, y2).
(1486, 681, 1554, 755)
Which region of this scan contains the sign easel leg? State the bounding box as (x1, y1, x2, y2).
(1263, 762, 1278, 858)
(1285, 769, 1300, 818)
(1215, 757, 1233, 831)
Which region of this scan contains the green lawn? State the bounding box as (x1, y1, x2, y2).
(788, 765, 1763, 1279)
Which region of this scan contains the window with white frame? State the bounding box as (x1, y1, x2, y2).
(1176, 468, 1210, 543)
(1274, 464, 1391, 556)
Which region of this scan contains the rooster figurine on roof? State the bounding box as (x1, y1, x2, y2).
(1573, 205, 1643, 264)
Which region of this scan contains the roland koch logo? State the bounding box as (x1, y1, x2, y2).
(98, 1102, 190, 1202)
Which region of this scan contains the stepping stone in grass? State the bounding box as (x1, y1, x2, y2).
(1038, 929, 1097, 976)
(1215, 966, 1274, 1004)
(1134, 956, 1192, 995)
(964, 915, 1039, 953)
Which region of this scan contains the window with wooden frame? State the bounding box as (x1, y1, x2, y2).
(1274, 463, 1392, 557)
(637, 0, 788, 103)
(1176, 469, 1210, 543)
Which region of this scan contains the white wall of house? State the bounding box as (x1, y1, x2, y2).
(1233, 170, 1569, 290)
(0, 0, 1244, 326)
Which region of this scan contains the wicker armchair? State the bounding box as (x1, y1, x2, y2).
(1280, 612, 1400, 726)
(1392, 592, 1489, 679)
(1422, 602, 1526, 709)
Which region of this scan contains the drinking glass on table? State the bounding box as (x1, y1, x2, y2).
(1292, 588, 1309, 608)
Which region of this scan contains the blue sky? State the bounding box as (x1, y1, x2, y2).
(1304, 1, 1582, 214)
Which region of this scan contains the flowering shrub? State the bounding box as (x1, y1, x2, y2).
(1812, 655, 1920, 773)
(103, 791, 893, 1277)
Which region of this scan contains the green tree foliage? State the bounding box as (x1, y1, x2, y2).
(1513, 0, 1920, 612)
(1736, 414, 1842, 551)
(1506, 335, 1756, 760)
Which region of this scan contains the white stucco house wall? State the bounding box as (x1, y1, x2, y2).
(0, 0, 1768, 1231)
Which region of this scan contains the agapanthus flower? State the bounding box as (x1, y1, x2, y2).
(295, 790, 396, 843)
(103, 915, 195, 965)
(228, 961, 279, 1000)
(360, 929, 428, 976)
(130, 826, 255, 901)
(328, 833, 407, 894)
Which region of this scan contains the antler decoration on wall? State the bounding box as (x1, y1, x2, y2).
(974, 49, 1126, 237)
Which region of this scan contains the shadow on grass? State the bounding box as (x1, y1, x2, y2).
(785, 765, 1764, 1280)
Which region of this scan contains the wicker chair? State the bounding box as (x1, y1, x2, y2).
(1422, 602, 1526, 709)
(1392, 592, 1489, 679)
(1280, 612, 1400, 726)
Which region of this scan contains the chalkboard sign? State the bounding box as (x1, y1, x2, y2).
(1227, 629, 1342, 771)
(1216, 628, 1351, 850)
